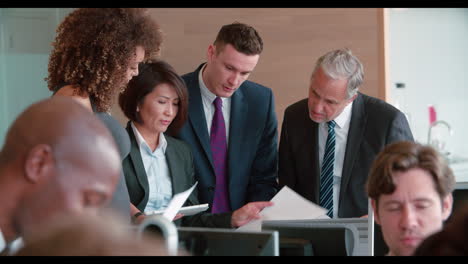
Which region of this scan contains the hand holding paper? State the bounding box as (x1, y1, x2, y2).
(231, 201, 274, 228)
(162, 182, 198, 221)
(145, 182, 200, 221)
(237, 186, 328, 231)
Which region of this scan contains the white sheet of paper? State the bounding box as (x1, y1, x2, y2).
(237, 219, 262, 231)
(162, 182, 198, 221)
(237, 186, 329, 231)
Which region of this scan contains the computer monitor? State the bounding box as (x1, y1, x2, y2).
(367, 198, 389, 256)
(177, 227, 279, 256)
(448, 187, 468, 223)
(262, 218, 364, 256)
(262, 199, 387, 256)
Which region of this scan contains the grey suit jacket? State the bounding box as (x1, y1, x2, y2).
(122, 122, 231, 228)
(96, 112, 131, 224)
(278, 93, 414, 217)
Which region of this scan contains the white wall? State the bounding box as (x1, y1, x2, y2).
(0, 8, 73, 145)
(388, 8, 468, 158)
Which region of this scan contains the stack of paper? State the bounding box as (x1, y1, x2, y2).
(147, 182, 205, 221)
(237, 186, 329, 231)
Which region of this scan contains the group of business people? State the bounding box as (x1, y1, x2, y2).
(0, 7, 462, 256)
(119, 22, 414, 219)
(109, 14, 450, 257)
(116, 18, 463, 257)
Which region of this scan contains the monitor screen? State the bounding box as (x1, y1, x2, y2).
(262, 218, 366, 256)
(262, 199, 387, 256)
(177, 227, 279, 256)
(449, 188, 468, 223)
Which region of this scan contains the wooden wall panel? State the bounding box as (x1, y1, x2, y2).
(111, 8, 384, 135)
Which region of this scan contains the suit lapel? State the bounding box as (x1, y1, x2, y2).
(228, 87, 247, 186)
(309, 121, 321, 202)
(186, 67, 215, 170)
(340, 93, 366, 199)
(126, 123, 150, 197)
(296, 101, 321, 202)
(165, 137, 185, 195)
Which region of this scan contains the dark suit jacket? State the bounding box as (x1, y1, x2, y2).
(177, 63, 279, 211)
(122, 122, 231, 228)
(278, 93, 414, 217)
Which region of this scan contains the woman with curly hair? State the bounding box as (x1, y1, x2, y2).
(47, 8, 163, 223)
(48, 8, 162, 112)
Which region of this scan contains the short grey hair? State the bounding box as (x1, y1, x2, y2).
(312, 48, 364, 99)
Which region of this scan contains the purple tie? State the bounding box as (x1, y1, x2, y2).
(210, 97, 231, 213)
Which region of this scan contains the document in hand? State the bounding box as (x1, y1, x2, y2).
(147, 182, 204, 221)
(237, 186, 329, 231)
(148, 204, 209, 218)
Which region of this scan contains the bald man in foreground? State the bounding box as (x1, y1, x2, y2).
(0, 97, 121, 253)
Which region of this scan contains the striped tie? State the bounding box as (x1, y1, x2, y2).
(320, 120, 336, 218)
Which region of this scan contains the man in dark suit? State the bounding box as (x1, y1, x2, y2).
(279, 48, 414, 218)
(177, 22, 278, 213)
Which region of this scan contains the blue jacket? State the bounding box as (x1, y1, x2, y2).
(177, 63, 279, 211)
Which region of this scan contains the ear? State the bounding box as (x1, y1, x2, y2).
(207, 44, 216, 62)
(371, 199, 382, 225)
(441, 193, 454, 221)
(24, 144, 54, 183)
(348, 93, 358, 104)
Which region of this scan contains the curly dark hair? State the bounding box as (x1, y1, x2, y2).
(46, 8, 163, 112)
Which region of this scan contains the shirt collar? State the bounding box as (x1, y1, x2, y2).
(131, 122, 167, 155)
(333, 101, 353, 129)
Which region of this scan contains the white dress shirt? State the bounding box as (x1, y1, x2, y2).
(131, 122, 173, 213)
(318, 102, 353, 218)
(0, 228, 23, 255)
(198, 64, 231, 144)
(0, 228, 5, 253)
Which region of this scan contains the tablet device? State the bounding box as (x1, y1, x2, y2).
(148, 203, 209, 217)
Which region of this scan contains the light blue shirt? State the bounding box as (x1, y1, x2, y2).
(131, 122, 173, 213)
(198, 63, 231, 144)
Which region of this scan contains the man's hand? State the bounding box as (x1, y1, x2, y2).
(231, 201, 274, 228)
